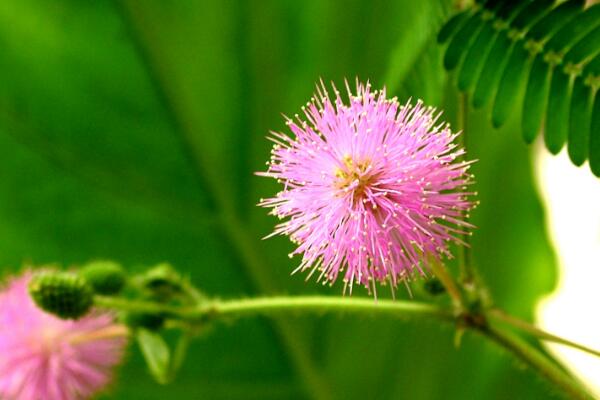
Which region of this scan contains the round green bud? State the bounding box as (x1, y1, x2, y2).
(28, 271, 94, 319)
(141, 263, 183, 300)
(80, 260, 127, 295)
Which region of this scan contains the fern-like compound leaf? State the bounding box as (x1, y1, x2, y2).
(439, 0, 600, 176)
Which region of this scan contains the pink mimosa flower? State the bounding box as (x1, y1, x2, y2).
(259, 80, 475, 296)
(0, 273, 128, 400)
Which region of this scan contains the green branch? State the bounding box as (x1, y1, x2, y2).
(208, 296, 451, 320)
(478, 325, 594, 400)
(488, 309, 600, 359)
(96, 293, 596, 399)
(95, 295, 452, 323)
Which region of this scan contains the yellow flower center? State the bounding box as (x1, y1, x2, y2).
(334, 155, 374, 199)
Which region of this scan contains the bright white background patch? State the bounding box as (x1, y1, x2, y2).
(535, 145, 600, 396)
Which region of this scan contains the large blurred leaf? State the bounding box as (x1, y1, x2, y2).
(383, 0, 448, 93)
(0, 0, 560, 399)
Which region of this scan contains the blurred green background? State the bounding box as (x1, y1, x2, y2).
(0, 0, 560, 399)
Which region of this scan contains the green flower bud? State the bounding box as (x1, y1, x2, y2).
(28, 271, 94, 319)
(80, 260, 127, 295)
(141, 263, 183, 300)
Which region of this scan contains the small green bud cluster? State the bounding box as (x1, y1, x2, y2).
(28, 260, 128, 320)
(125, 263, 185, 331)
(139, 263, 184, 300)
(27, 261, 201, 333)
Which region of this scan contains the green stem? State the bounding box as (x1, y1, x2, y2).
(209, 296, 451, 320)
(478, 325, 594, 400)
(96, 295, 452, 323)
(428, 255, 463, 308)
(488, 309, 600, 359)
(97, 294, 593, 398)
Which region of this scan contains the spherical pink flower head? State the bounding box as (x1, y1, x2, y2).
(0, 273, 128, 400)
(259, 80, 475, 295)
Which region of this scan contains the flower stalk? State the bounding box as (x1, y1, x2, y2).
(428, 255, 464, 309)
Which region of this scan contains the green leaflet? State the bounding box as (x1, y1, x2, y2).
(492, 44, 530, 128)
(585, 53, 600, 76)
(457, 22, 496, 91)
(544, 3, 600, 53)
(567, 78, 593, 166)
(545, 69, 571, 154)
(527, 0, 584, 41)
(472, 34, 512, 108)
(586, 55, 600, 175)
(438, 10, 470, 44)
(471, 0, 548, 109)
(590, 91, 600, 176)
(522, 57, 551, 143)
(509, 0, 554, 31)
(568, 54, 600, 167)
(563, 25, 600, 65)
(457, 0, 525, 92)
(495, 0, 533, 21)
(443, 10, 485, 70)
